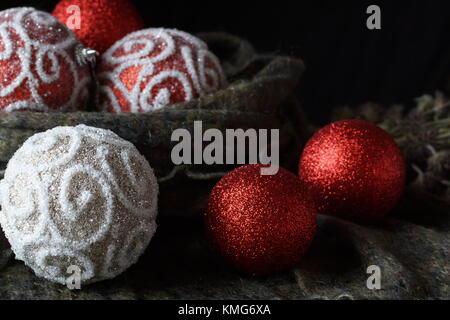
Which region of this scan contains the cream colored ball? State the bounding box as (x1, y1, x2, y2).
(0, 125, 158, 285)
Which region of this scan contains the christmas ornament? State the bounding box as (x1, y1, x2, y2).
(0, 7, 92, 112)
(52, 0, 144, 53)
(332, 93, 450, 203)
(0, 125, 158, 285)
(205, 164, 316, 275)
(299, 119, 405, 223)
(98, 28, 227, 113)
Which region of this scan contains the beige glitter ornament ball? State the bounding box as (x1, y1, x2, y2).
(0, 125, 158, 285)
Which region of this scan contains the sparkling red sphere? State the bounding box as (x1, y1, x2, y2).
(205, 164, 316, 275)
(97, 28, 227, 113)
(52, 0, 145, 53)
(298, 119, 405, 223)
(0, 7, 91, 112)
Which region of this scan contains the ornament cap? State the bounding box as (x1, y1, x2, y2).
(76, 45, 99, 67)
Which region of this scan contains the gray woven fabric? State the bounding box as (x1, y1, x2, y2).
(0, 191, 448, 299)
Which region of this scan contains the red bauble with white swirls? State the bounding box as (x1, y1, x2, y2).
(97, 28, 227, 113)
(0, 7, 91, 112)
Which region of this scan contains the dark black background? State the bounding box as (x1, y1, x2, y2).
(1, 0, 450, 124)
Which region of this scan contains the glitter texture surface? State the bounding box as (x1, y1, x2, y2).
(97, 28, 227, 113)
(0, 125, 158, 284)
(299, 119, 405, 223)
(0, 7, 91, 112)
(205, 164, 316, 276)
(52, 0, 145, 53)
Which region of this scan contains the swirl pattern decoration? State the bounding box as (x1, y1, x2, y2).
(98, 28, 227, 113)
(0, 125, 158, 284)
(0, 7, 91, 112)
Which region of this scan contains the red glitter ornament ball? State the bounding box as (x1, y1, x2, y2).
(97, 28, 227, 113)
(205, 164, 316, 275)
(298, 119, 405, 223)
(0, 7, 92, 112)
(52, 0, 145, 53)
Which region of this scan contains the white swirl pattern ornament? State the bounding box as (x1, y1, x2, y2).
(0, 125, 159, 284)
(33, 247, 95, 284)
(0, 7, 91, 112)
(48, 164, 114, 250)
(0, 170, 51, 245)
(14, 126, 83, 171)
(98, 28, 227, 113)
